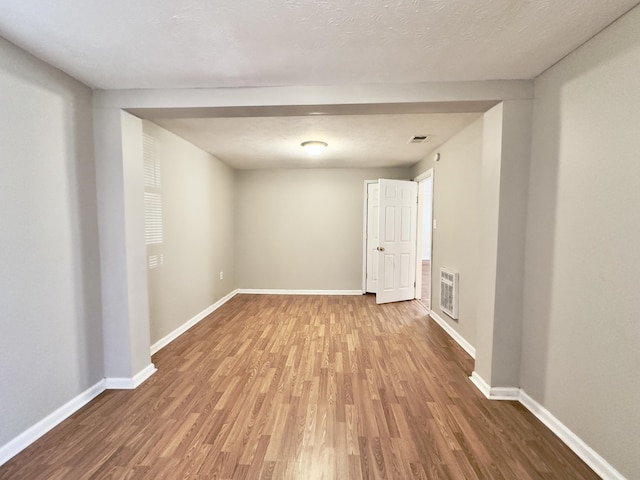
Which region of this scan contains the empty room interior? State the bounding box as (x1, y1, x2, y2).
(1, 1, 639, 479)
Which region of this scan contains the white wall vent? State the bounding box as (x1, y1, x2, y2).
(439, 267, 459, 319)
(408, 135, 430, 144)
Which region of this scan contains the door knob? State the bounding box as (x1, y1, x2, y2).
(377, 246, 385, 251)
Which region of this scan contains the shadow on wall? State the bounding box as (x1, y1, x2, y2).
(27, 58, 104, 388)
(63, 91, 104, 388)
(520, 83, 560, 403)
(521, 9, 640, 405)
(0, 37, 104, 447)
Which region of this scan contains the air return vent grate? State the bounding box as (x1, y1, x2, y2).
(439, 268, 459, 319)
(408, 135, 430, 144)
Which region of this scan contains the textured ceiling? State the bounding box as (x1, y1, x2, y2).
(0, 0, 638, 89)
(2, 1, 637, 169)
(152, 112, 482, 169)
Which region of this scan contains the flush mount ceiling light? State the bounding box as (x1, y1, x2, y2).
(301, 140, 328, 155)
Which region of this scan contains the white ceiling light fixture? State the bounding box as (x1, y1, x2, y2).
(301, 140, 328, 156)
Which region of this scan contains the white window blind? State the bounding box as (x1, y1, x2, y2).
(144, 192, 163, 245)
(143, 134, 164, 268)
(144, 134, 161, 188)
(148, 253, 164, 269)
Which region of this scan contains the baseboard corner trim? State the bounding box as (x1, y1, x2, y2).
(0, 379, 106, 467)
(469, 371, 492, 397)
(236, 289, 363, 296)
(469, 372, 519, 400)
(106, 363, 157, 390)
(518, 390, 626, 480)
(469, 378, 623, 477)
(150, 289, 240, 355)
(429, 311, 476, 359)
(133, 363, 157, 388)
(104, 377, 133, 389)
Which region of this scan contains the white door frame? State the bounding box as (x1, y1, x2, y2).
(414, 168, 434, 301)
(362, 180, 378, 293)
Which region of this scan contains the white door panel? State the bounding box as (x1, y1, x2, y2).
(399, 253, 411, 288)
(376, 179, 417, 304)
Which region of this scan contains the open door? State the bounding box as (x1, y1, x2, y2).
(376, 179, 418, 304)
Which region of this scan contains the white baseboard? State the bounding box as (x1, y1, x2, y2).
(0, 379, 106, 467)
(519, 390, 626, 480)
(428, 310, 476, 359)
(236, 289, 363, 296)
(468, 375, 625, 480)
(150, 289, 239, 355)
(105, 363, 157, 390)
(133, 363, 157, 387)
(469, 371, 520, 400)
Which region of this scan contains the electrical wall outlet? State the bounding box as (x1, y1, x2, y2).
(219, 271, 224, 280)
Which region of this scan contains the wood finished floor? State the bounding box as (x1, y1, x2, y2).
(0, 294, 599, 480)
(421, 260, 431, 310)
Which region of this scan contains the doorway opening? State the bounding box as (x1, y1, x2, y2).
(415, 169, 434, 310)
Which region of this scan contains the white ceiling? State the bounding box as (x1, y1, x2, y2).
(0, 0, 637, 89)
(152, 112, 482, 169)
(1, 0, 637, 169)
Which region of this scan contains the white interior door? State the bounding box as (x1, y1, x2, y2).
(365, 182, 379, 293)
(376, 179, 418, 304)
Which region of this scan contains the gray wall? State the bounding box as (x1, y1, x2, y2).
(143, 121, 236, 345)
(412, 118, 484, 348)
(119, 112, 154, 378)
(0, 38, 103, 446)
(475, 101, 532, 388)
(522, 6, 640, 478)
(235, 168, 410, 290)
